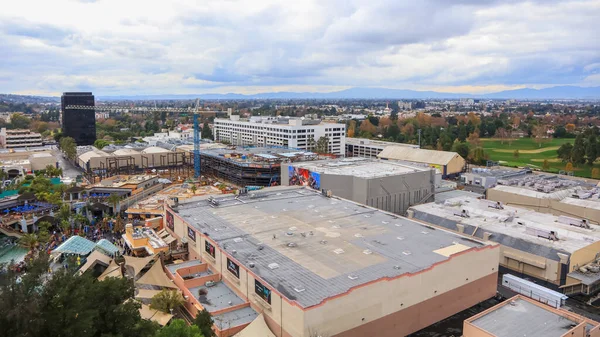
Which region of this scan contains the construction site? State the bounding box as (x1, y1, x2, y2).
(199, 146, 318, 187)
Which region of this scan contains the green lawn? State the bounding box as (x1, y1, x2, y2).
(480, 137, 599, 178)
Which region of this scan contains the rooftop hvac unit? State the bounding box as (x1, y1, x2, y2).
(525, 226, 559, 241)
(558, 216, 590, 229)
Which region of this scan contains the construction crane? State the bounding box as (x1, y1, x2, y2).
(64, 102, 205, 179)
(193, 99, 201, 179)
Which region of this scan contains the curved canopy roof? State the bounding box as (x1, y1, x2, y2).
(141, 146, 169, 154)
(113, 148, 139, 156)
(79, 150, 109, 164)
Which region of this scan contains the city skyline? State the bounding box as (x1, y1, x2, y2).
(1, 0, 599, 96)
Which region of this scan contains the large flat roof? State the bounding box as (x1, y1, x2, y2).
(411, 196, 600, 255)
(470, 297, 578, 337)
(201, 146, 317, 166)
(345, 138, 418, 148)
(377, 146, 462, 166)
(175, 186, 487, 308)
(289, 157, 431, 178)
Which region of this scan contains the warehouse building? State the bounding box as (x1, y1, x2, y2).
(463, 295, 600, 337)
(163, 186, 499, 337)
(200, 146, 317, 187)
(409, 196, 600, 294)
(281, 157, 435, 215)
(483, 171, 600, 222)
(214, 115, 346, 155)
(377, 146, 466, 178)
(345, 138, 417, 159)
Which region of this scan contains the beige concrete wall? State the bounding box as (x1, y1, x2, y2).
(499, 245, 560, 284)
(30, 155, 57, 171)
(571, 241, 600, 272)
(487, 188, 551, 211)
(446, 155, 466, 175)
(303, 245, 499, 337)
(552, 201, 600, 223)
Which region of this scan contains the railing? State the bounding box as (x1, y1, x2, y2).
(119, 184, 165, 211)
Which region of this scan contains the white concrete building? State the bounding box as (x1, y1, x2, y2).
(213, 115, 346, 155)
(0, 128, 43, 148)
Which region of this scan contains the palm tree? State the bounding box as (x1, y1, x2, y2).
(19, 233, 40, 252)
(150, 289, 185, 313)
(60, 219, 71, 235)
(106, 193, 122, 215)
(190, 184, 197, 195)
(113, 216, 125, 234)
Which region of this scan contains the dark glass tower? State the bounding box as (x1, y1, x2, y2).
(61, 92, 96, 146)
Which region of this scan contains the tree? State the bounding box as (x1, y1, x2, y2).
(347, 120, 356, 138)
(496, 128, 508, 144)
(452, 142, 470, 159)
(532, 125, 550, 148)
(194, 309, 216, 337)
(359, 119, 377, 136)
(154, 319, 203, 337)
(0, 254, 159, 337)
(10, 113, 31, 129)
(151, 290, 186, 314)
(566, 123, 576, 133)
(315, 136, 330, 154)
(190, 184, 197, 195)
(59, 136, 77, 161)
(107, 193, 122, 214)
(457, 125, 467, 142)
(469, 147, 488, 165)
(592, 168, 600, 179)
(466, 130, 481, 148)
(572, 135, 586, 165)
(201, 122, 213, 140)
(586, 135, 598, 165)
(306, 136, 316, 151)
(19, 233, 40, 252)
(543, 160, 550, 171)
(513, 149, 519, 159)
(566, 162, 574, 172)
(557, 143, 574, 162)
(94, 139, 110, 149)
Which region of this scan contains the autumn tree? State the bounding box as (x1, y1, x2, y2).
(496, 128, 508, 145)
(513, 150, 519, 159)
(543, 160, 550, 171)
(566, 124, 576, 133)
(565, 162, 574, 172)
(359, 119, 377, 136)
(532, 125, 550, 148)
(347, 120, 357, 138)
(467, 130, 481, 148)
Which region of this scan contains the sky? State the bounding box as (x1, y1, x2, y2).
(1, 0, 599, 96)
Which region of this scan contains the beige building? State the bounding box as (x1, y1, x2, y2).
(410, 196, 600, 295)
(463, 295, 600, 337)
(377, 146, 466, 178)
(0, 128, 43, 148)
(0, 150, 57, 176)
(487, 177, 600, 222)
(163, 186, 499, 337)
(345, 138, 418, 159)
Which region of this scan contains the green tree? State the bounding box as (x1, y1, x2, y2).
(94, 139, 110, 149)
(10, 113, 31, 129)
(155, 319, 203, 337)
(513, 149, 519, 159)
(557, 143, 573, 162)
(451, 142, 470, 159)
(190, 184, 197, 195)
(59, 136, 77, 161)
(315, 136, 330, 154)
(150, 290, 185, 314)
(201, 122, 213, 139)
(194, 309, 216, 337)
(107, 193, 122, 214)
(18, 233, 40, 252)
(586, 135, 598, 165)
(469, 147, 488, 165)
(572, 135, 586, 165)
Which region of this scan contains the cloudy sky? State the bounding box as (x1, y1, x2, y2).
(1, 0, 599, 96)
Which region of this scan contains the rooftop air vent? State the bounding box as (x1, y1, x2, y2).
(333, 248, 345, 254)
(397, 236, 405, 240)
(286, 232, 294, 236)
(293, 286, 306, 293)
(233, 238, 243, 243)
(393, 265, 402, 270)
(268, 263, 279, 270)
(402, 251, 412, 256)
(363, 249, 373, 255)
(348, 275, 358, 280)
(319, 240, 328, 245)
(354, 233, 363, 238)
(287, 242, 297, 248)
(248, 262, 255, 268)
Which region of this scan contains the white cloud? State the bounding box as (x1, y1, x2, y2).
(0, 0, 598, 95)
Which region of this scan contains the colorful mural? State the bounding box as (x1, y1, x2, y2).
(288, 166, 321, 190)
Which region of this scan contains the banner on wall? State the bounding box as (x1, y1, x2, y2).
(227, 258, 240, 278)
(255, 279, 271, 304)
(288, 166, 320, 190)
(166, 211, 174, 230)
(187, 226, 196, 241)
(205, 240, 215, 258)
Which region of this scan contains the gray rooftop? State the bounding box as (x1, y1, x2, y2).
(434, 190, 483, 204)
(190, 281, 245, 313)
(175, 186, 486, 308)
(212, 306, 258, 329)
(289, 157, 431, 178)
(471, 298, 578, 337)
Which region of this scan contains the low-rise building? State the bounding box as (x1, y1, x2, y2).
(345, 138, 418, 159)
(163, 186, 499, 337)
(0, 128, 43, 148)
(377, 146, 466, 178)
(409, 196, 600, 294)
(463, 295, 600, 337)
(281, 157, 435, 215)
(122, 223, 169, 256)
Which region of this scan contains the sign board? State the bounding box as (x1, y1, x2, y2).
(166, 211, 174, 230)
(187, 226, 196, 242)
(255, 279, 271, 304)
(205, 240, 215, 258)
(227, 258, 240, 278)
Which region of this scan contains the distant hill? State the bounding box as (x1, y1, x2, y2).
(97, 85, 600, 100)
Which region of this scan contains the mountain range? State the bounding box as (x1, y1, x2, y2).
(96, 85, 600, 100)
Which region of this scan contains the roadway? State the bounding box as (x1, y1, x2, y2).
(52, 148, 84, 179)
